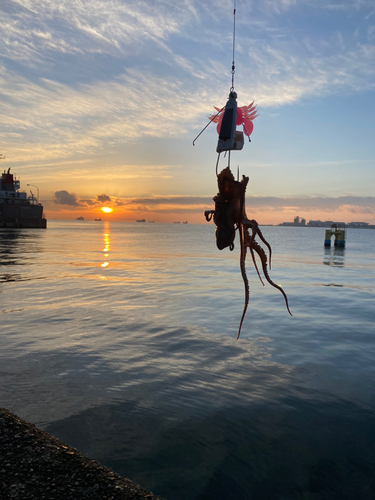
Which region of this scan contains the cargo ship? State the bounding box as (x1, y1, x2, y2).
(0, 157, 47, 228)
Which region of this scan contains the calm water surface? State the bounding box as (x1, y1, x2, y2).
(1, 222, 375, 499)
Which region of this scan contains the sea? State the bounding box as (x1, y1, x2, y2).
(1, 221, 375, 500)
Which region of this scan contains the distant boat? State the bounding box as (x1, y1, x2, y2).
(137, 219, 146, 222)
(76, 216, 84, 220)
(183, 221, 188, 224)
(173, 221, 180, 224)
(94, 218, 101, 221)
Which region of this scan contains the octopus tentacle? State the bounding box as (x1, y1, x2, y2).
(248, 237, 292, 317)
(205, 210, 215, 222)
(243, 217, 272, 270)
(238, 224, 250, 339)
(254, 224, 273, 270)
(246, 223, 265, 286)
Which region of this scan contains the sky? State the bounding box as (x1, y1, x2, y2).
(0, 0, 374, 224)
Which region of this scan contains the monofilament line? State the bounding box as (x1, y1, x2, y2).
(231, 0, 237, 91)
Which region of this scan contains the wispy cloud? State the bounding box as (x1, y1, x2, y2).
(1, 30, 374, 163)
(1, 0, 374, 210)
(0, 66, 224, 161)
(241, 40, 375, 105)
(3, 0, 193, 61)
(339, 203, 375, 214)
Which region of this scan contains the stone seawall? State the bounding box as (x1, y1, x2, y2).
(0, 408, 165, 499)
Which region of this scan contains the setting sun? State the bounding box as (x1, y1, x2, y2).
(101, 207, 113, 214)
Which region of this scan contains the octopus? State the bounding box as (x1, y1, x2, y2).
(205, 167, 292, 339)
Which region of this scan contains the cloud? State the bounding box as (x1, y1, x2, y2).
(87, 193, 375, 215)
(53, 190, 81, 206)
(240, 40, 375, 106)
(0, 66, 226, 162)
(247, 195, 375, 212)
(1, 0, 374, 165)
(97, 194, 111, 202)
(0, 0, 190, 62)
(107, 195, 214, 214)
(339, 204, 375, 214)
(44, 192, 375, 224)
(52, 191, 113, 207)
(80, 199, 96, 206)
(2, 33, 374, 166)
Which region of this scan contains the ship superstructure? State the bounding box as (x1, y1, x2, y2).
(0, 157, 46, 228)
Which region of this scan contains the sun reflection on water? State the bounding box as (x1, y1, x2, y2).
(100, 222, 110, 273)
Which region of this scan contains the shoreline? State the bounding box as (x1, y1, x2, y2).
(0, 407, 165, 499)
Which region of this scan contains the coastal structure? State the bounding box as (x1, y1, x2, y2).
(279, 218, 375, 229)
(346, 221, 371, 228)
(324, 224, 347, 248)
(0, 407, 164, 499)
(279, 216, 306, 227)
(307, 220, 346, 228)
(308, 220, 375, 229)
(0, 157, 46, 228)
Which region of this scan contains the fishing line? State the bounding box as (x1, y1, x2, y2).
(231, 0, 237, 92)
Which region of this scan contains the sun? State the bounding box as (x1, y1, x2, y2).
(101, 207, 113, 214)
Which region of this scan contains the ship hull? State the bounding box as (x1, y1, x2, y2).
(0, 203, 47, 228)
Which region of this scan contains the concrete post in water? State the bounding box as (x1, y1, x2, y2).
(324, 224, 346, 248)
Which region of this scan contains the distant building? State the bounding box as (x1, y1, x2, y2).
(278, 219, 375, 229)
(279, 216, 306, 226)
(294, 216, 306, 226)
(307, 220, 346, 228)
(346, 222, 369, 228)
